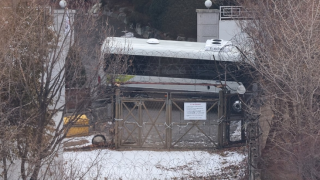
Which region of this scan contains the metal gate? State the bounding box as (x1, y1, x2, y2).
(114, 90, 244, 149)
(116, 96, 168, 148)
(167, 92, 220, 149)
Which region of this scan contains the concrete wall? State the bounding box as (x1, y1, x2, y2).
(196, 9, 219, 42)
(219, 20, 241, 41)
(196, 9, 243, 41)
(51, 9, 75, 111)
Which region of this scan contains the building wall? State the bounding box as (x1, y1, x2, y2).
(196, 9, 219, 42)
(196, 9, 243, 41)
(219, 20, 242, 41)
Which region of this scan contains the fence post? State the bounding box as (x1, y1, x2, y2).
(223, 92, 228, 146)
(217, 90, 225, 148)
(115, 88, 120, 148)
(248, 114, 261, 180)
(138, 100, 142, 147)
(166, 98, 172, 149)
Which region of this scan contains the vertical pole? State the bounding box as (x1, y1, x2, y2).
(223, 92, 228, 146)
(138, 100, 142, 147)
(248, 115, 261, 180)
(115, 88, 120, 148)
(166, 98, 172, 149)
(217, 90, 225, 148)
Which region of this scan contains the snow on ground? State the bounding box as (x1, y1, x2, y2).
(63, 149, 246, 180)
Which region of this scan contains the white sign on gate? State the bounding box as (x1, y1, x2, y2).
(184, 102, 207, 120)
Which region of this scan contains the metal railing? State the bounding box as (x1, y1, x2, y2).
(220, 6, 247, 20)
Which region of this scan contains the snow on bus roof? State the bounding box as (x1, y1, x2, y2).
(101, 37, 240, 61)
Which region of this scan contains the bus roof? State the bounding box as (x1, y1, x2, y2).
(101, 37, 240, 61)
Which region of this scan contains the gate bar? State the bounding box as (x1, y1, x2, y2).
(218, 90, 226, 148)
(115, 89, 120, 148)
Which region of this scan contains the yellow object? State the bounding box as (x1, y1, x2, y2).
(106, 74, 135, 83)
(64, 115, 89, 125)
(64, 115, 89, 137)
(114, 75, 135, 83)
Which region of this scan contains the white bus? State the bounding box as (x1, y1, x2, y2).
(100, 37, 247, 95)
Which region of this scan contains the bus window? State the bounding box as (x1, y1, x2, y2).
(108, 54, 246, 83)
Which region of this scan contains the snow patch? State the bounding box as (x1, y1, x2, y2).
(63, 150, 246, 179)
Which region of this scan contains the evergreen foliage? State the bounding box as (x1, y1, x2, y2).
(133, 0, 151, 13)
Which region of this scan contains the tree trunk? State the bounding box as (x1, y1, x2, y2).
(30, 106, 46, 180)
(2, 156, 7, 180)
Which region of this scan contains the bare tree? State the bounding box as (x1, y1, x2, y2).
(237, 0, 320, 179)
(0, 1, 126, 179)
